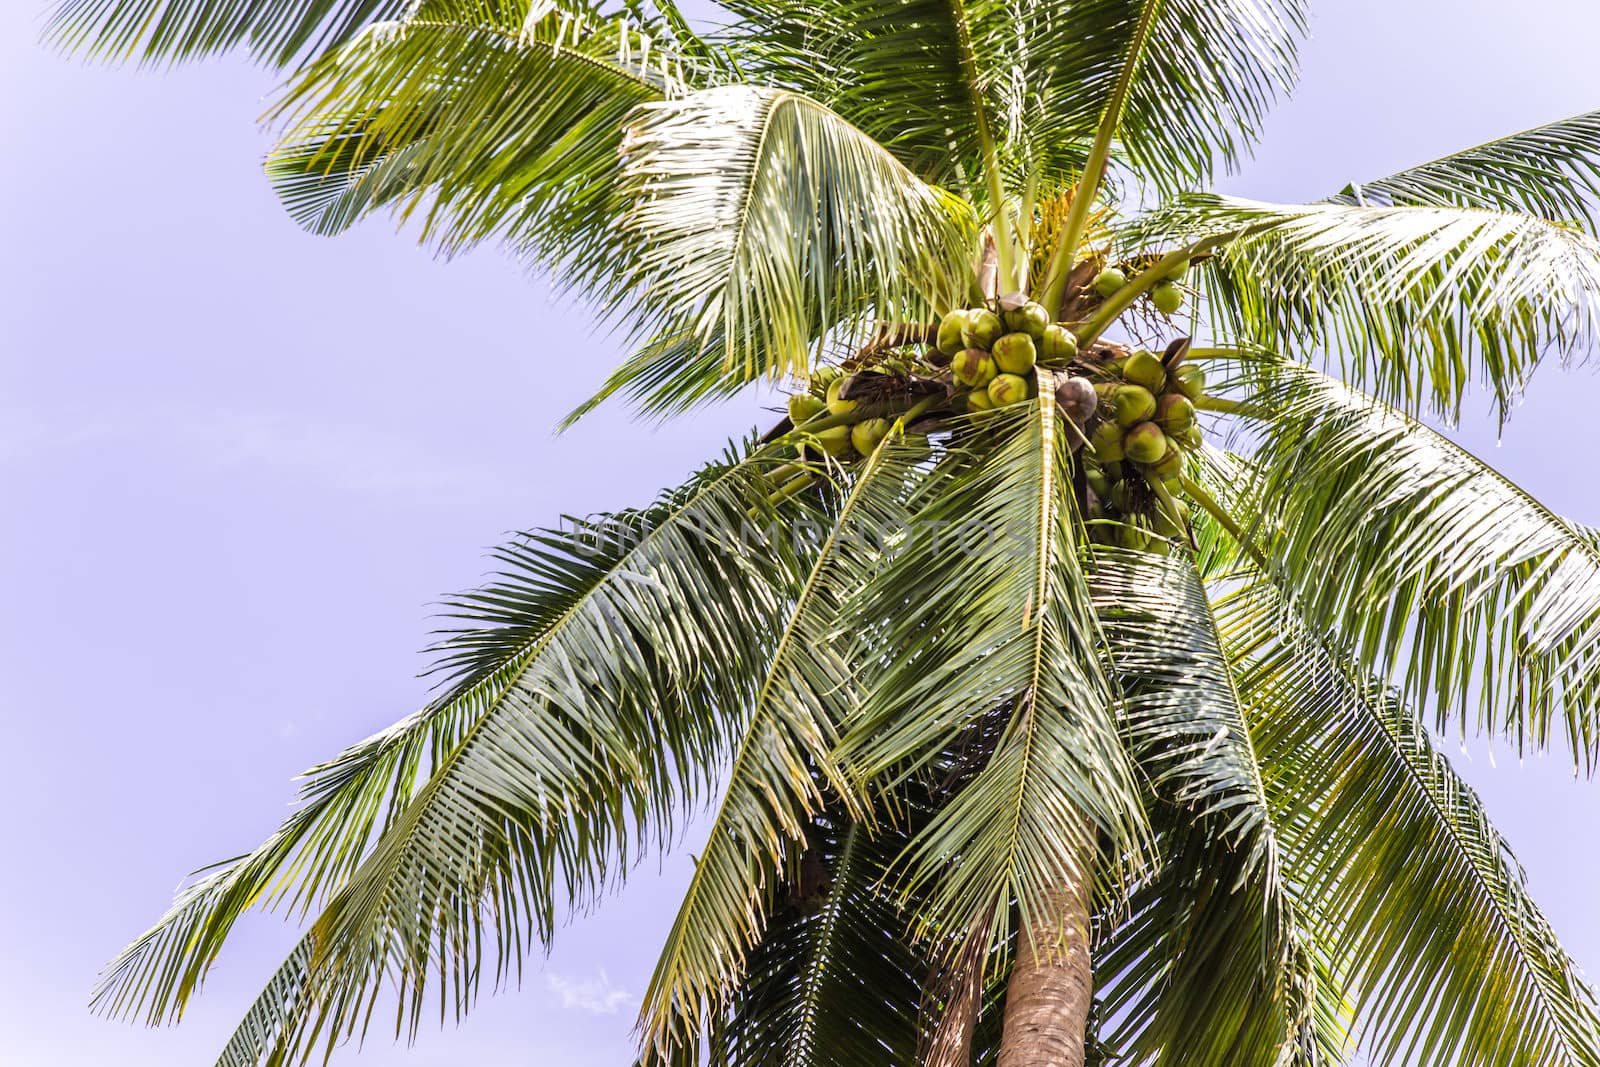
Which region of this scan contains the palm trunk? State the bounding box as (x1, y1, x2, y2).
(995, 872, 1094, 1067)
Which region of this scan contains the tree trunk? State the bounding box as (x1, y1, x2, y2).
(995, 874, 1094, 1067)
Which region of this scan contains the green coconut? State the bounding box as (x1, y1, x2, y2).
(1123, 422, 1167, 464)
(992, 332, 1038, 375)
(1151, 281, 1184, 316)
(962, 309, 1004, 349)
(952, 348, 998, 387)
(1116, 522, 1150, 550)
(966, 386, 996, 413)
(826, 377, 859, 415)
(1163, 257, 1191, 283)
(988, 373, 1031, 407)
(1155, 394, 1196, 433)
(810, 424, 853, 457)
(1172, 363, 1206, 401)
(1122, 350, 1167, 393)
(1152, 498, 1190, 539)
(1091, 421, 1126, 461)
(1003, 301, 1051, 340)
(1085, 467, 1112, 499)
(1112, 384, 1158, 427)
(788, 393, 827, 425)
(851, 417, 891, 455)
(1149, 442, 1185, 480)
(1092, 267, 1127, 297)
(1179, 424, 1203, 450)
(936, 309, 972, 355)
(809, 365, 842, 398)
(1039, 323, 1079, 362)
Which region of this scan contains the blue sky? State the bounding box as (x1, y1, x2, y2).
(4, 1, 1600, 1064)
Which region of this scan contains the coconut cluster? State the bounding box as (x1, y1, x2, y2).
(1081, 346, 1205, 551)
(1090, 256, 1190, 317)
(779, 286, 1214, 553)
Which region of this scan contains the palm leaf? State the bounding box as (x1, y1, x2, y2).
(612, 84, 976, 394)
(1088, 547, 1299, 1066)
(44, 0, 403, 67)
(637, 433, 935, 1058)
(1220, 358, 1600, 766)
(837, 397, 1146, 956)
(1219, 578, 1600, 1067)
(173, 445, 816, 1066)
(1328, 110, 1600, 227)
(1138, 194, 1600, 419)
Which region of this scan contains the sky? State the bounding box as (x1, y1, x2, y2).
(3, 1, 1600, 1064)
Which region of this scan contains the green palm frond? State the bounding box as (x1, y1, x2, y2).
(1034, 0, 1306, 192)
(89, 444, 785, 1029)
(44, 0, 403, 67)
(716, 806, 932, 1067)
(1139, 194, 1600, 419)
(612, 85, 976, 392)
(137, 445, 815, 1067)
(1219, 579, 1600, 1067)
(1221, 359, 1600, 765)
(837, 399, 1146, 955)
(638, 434, 935, 1058)
(267, 2, 691, 263)
(1089, 548, 1300, 1066)
(1329, 111, 1600, 227)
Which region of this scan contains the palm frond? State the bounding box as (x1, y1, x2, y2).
(1138, 194, 1600, 420)
(837, 399, 1146, 957)
(44, 0, 403, 67)
(1329, 111, 1600, 227)
(90, 442, 787, 1028)
(267, 2, 690, 262)
(637, 435, 935, 1059)
(154, 445, 816, 1066)
(1036, 0, 1306, 192)
(1219, 578, 1600, 1067)
(1088, 548, 1299, 1066)
(1220, 358, 1600, 766)
(612, 85, 976, 393)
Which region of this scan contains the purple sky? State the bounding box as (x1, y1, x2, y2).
(5, 1, 1600, 1064)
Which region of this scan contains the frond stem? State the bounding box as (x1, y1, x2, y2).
(1178, 474, 1271, 574)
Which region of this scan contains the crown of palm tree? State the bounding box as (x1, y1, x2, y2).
(49, 1, 1600, 1065)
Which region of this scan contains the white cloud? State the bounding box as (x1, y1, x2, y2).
(545, 969, 634, 1016)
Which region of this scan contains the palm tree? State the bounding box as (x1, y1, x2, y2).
(51, 0, 1600, 1063)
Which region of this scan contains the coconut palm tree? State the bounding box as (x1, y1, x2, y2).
(53, 0, 1600, 1063)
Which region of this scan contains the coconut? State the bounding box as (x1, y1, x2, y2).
(1123, 422, 1167, 464)
(992, 332, 1037, 375)
(1149, 442, 1184, 480)
(1112, 384, 1158, 427)
(965, 387, 995, 413)
(936, 309, 972, 355)
(962, 309, 1004, 349)
(851, 417, 891, 455)
(1085, 467, 1112, 499)
(811, 424, 853, 457)
(1085, 488, 1104, 520)
(952, 348, 997, 387)
(788, 393, 827, 425)
(988, 373, 1031, 407)
(1152, 498, 1189, 538)
(1154, 394, 1196, 433)
(1122, 350, 1167, 393)
(1116, 523, 1150, 550)
(1163, 257, 1190, 283)
(1172, 363, 1206, 401)
(810, 365, 842, 398)
(1151, 281, 1184, 316)
(1092, 267, 1127, 297)
(1055, 376, 1098, 426)
(1179, 424, 1203, 450)
(1003, 301, 1050, 340)
(1039, 323, 1078, 362)
(826, 377, 859, 415)
(1091, 421, 1126, 461)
